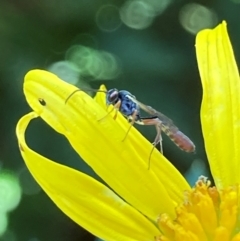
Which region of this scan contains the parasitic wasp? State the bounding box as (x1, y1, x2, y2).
(65, 88, 195, 169)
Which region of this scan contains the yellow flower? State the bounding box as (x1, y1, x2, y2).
(16, 21, 240, 241)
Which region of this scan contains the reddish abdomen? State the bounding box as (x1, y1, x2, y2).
(168, 130, 195, 152)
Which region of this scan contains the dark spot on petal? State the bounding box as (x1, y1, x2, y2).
(19, 143, 24, 152)
(38, 98, 46, 106)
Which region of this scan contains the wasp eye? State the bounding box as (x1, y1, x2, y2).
(106, 89, 119, 104)
(38, 98, 46, 106)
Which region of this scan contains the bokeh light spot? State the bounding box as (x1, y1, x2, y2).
(144, 0, 172, 16)
(66, 45, 120, 80)
(48, 61, 80, 84)
(120, 0, 154, 30)
(65, 45, 95, 74)
(91, 51, 121, 80)
(179, 3, 218, 35)
(96, 5, 122, 32)
(0, 171, 22, 213)
(0, 213, 8, 237)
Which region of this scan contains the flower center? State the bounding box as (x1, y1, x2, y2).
(156, 176, 240, 241)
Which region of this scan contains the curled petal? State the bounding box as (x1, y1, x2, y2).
(23, 70, 190, 220)
(16, 112, 160, 241)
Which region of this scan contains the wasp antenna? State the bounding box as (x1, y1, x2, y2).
(65, 89, 81, 104)
(65, 88, 107, 104)
(81, 87, 107, 93)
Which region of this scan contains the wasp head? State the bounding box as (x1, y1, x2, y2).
(106, 88, 119, 105)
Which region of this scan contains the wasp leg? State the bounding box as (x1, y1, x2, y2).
(122, 109, 138, 142)
(153, 123, 163, 153)
(140, 117, 163, 169)
(97, 106, 114, 121)
(147, 123, 163, 169)
(141, 117, 162, 149)
(98, 100, 121, 121)
(113, 100, 121, 120)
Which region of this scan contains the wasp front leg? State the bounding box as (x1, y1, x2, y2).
(98, 100, 121, 121)
(112, 100, 121, 120)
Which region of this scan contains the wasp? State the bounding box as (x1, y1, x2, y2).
(66, 88, 195, 169)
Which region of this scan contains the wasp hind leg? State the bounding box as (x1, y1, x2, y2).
(148, 123, 163, 170)
(152, 124, 163, 153)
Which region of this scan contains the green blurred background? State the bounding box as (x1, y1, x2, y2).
(1, 0, 240, 240)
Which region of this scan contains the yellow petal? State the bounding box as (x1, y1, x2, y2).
(16, 112, 160, 241)
(196, 21, 240, 189)
(94, 84, 107, 106)
(23, 69, 190, 220)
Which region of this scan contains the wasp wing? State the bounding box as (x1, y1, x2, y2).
(126, 94, 195, 152)
(126, 95, 178, 131)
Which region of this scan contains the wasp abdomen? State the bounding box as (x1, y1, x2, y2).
(166, 129, 195, 153)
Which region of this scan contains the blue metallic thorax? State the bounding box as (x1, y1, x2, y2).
(106, 89, 141, 121)
(118, 90, 139, 116)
